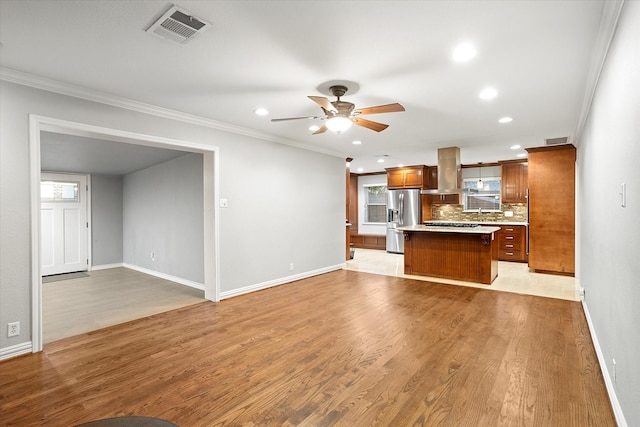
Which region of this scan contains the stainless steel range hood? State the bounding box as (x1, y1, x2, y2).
(421, 146, 477, 195)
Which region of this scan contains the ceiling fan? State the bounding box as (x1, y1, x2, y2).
(271, 85, 405, 134)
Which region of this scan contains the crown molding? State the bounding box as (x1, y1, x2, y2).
(573, 0, 625, 145)
(0, 67, 344, 159)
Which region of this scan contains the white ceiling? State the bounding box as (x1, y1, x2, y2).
(40, 132, 192, 176)
(0, 1, 607, 173)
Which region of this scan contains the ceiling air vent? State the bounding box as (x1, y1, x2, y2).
(146, 5, 211, 45)
(545, 136, 569, 146)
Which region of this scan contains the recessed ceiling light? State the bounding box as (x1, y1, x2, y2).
(499, 117, 513, 123)
(452, 43, 477, 62)
(398, 164, 404, 167)
(510, 144, 521, 150)
(357, 168, 364, 172)
(479, 87, 498, 100)
(309, 125, 320, 132)
(377, 158, 385, 163)
(254, 108, 268, 116)
(352, 140, 362, 145)
(517, 153, 527, 158)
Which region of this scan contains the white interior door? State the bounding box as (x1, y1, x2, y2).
(41, 173, 88, 276)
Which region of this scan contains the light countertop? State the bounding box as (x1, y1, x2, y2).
(398, 225, 501, 234)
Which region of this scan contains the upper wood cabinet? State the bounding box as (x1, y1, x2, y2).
(500, 161, 528, 204)
(424, 166, 459, 204)
(526, 144, 575, 275)
(386, 165, 427, 189)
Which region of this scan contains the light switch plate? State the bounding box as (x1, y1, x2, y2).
(620, 183, 626, 207)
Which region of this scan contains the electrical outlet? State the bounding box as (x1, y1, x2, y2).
(7, 321, 20, 337)
(289, 263, 294, 271)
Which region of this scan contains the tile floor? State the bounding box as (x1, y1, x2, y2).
(343, 248, 580, 301)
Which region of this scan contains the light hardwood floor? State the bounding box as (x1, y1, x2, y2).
(1, 270, 614, 426)
(345, 248, 579, 301)
(43, 250, 576, 345)
(43, 267, 206, 343)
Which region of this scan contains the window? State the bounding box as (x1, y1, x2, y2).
(40, 180, 80, 202)
(463, 176, 501, 212)
(364, 185, 387, 223)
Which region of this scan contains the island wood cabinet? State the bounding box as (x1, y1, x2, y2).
(526, 144, 575, 274)
(386, 165, 427, 189)
(500, 161, 528, 204)
(403, 228, 499, 284)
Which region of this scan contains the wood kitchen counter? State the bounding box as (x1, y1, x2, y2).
(399, 225, 500, 284)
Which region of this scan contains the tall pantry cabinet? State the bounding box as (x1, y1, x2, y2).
(526, 144, 576, 274)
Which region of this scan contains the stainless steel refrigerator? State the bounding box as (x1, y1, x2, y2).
(386, 188, 421, 253)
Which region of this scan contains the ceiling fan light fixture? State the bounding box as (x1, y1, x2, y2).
(326, 116, 352, 133)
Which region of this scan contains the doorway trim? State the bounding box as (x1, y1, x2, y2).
(29, 114, 220, 352)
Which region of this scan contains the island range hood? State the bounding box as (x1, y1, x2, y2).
(421, 146, 476, 195)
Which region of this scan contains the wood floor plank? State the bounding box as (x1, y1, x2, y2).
(0, 270, 615, 426)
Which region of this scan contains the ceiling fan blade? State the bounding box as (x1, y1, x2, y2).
(271, 116, 320, 122)
(308, 96, 338, 113)
(352, 117, 389, 132)
(354, 103, 405, 116)
(312, 124, 328, 135)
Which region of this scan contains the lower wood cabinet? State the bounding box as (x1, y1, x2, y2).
(497, 225, 527, 262)
(481, 224, 527, 262)
(350, 234, 386, 250)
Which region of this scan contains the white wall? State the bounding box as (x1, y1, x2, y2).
(357, 174, 387, 235)
(123, 153, 203, 283)
(91, 174, 123, 266)
(577, 1, 640, 425)
(0, 80, 345, 355)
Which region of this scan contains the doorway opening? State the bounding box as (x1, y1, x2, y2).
(30, 115, 219, 352)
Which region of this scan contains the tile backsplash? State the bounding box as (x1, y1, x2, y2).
(431, 203, 528, 223)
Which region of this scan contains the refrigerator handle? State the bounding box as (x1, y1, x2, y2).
(398, 193, 404, 225)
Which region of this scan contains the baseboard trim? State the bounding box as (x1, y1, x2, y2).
(582, 299, 628, 427)
(91, 263, 124, 271)
(220, 264, 345, 300)
(0, 341, 33, 361)
(123, 264, 204, 291)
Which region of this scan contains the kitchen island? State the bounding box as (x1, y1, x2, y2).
(399, 224, 501, 284)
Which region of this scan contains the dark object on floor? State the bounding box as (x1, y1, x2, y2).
(75, 416, 178, 427)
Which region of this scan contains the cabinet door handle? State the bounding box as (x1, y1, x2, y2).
(505, 228, 514, 232)
(505, 236, 514, 240)
(506, 252, 514, 256)
(506, 244, 514, 248)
